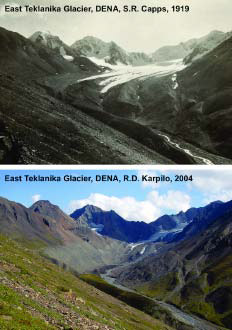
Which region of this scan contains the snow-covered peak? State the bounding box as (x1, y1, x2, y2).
(30, 31, 64, 50)
(30, 31, 52, 41)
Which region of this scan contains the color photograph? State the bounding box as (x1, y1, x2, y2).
(0, 168, 232, 329)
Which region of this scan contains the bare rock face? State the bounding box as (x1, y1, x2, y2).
(71, 36, 153, 66)
(70, 201, 229, 244)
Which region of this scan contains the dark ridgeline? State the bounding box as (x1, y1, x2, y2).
(1, 195, 232, 328)
(1, 27, 232, 164)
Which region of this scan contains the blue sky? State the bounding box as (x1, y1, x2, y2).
(1, 169, 232, 222)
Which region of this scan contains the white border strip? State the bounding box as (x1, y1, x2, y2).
(0, 165, 231, 170)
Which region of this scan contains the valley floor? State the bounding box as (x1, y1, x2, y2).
(99, 268, 225, 330)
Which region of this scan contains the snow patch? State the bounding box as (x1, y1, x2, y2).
(91, 228, 102, 236)
(40, 31, 51, 39)
(89, 222, 104, 233)
(63, 55, 74, 62)
(172, 73, 178, 89)
(140, 246, 146, 255)
(87, 56, 126, 70)
(128, 243, 144, 251)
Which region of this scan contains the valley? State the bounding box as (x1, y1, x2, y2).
(100, 269, 222, 330)
(0, 195, 232, 329)
(1, 27, 232, 164)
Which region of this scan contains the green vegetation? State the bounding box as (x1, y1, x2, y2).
(0, 235, 172, 329)
(178, 255, 232, 328)
(136, 272, 180, 300)
(80, 274, 192, 330)
(137, 255, 232, 329)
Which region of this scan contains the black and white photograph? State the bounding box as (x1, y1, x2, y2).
(1, 0, 232, 164)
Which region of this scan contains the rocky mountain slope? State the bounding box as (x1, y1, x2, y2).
(0, 198, 130, 273)
(71, 36, 153, 66)
(0, 27, 173, 165)
(0, 27, 98, 80)
(175, 36, 232, 159)
(1, 195, 232, 328)
(1, 26, 232, 163)
(183, 30, 232, 64)
(71, 205, 154, 242)
(70, 201, 229, 243)
(30, 31, 102, 69)
(72, 31, 231, 66)
(170, 201, 232, 242)
(152, 30, 232, 63)
(79, 34, 232, 162)
(0, 197, 76, 244)
(112, 201, 232, 329)
(30, 31, 74, 60)
(0, 197, 164, 273)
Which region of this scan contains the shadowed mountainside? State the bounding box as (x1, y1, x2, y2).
(112, 202, 232, 329)
(1, 26, 232, 164)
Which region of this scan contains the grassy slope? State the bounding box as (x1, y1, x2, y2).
(0, 235, 172, 330)
(136, 272, 180, 301)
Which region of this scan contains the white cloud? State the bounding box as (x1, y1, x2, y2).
(69, 193, 161, 223)
(192, 170, 232, 193)
(148, 190, 191, 213)
(68, 190, 191, 223)
(32, 194, 41, 203)
(204, 191, 232, 205)
(188, 170, 232, 204)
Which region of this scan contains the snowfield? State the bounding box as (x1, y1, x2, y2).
(77, 57, 186, 93)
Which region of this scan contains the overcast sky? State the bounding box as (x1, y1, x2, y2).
(0, 0, 232, 52)
(1, 169, 232, 223)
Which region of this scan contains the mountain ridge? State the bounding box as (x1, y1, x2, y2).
(70, 201, 227, 243)
(152, 30, 232, 63)
(70, 30, 231, 66)
(1, 195, 232, 328)
(1, 26, 232, 164)
(111, 200, 232, 329)
(71, 35, 153, 66)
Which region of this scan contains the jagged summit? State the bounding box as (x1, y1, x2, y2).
(30, 199, 62, 211)
(30, 30, 63, 48)
(71, 35, 152, 66)
(30, 31, 77, 62)
(70, 204, 103, 219)
(30, 30, 52, 38)
(30, 200, 74, 227)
